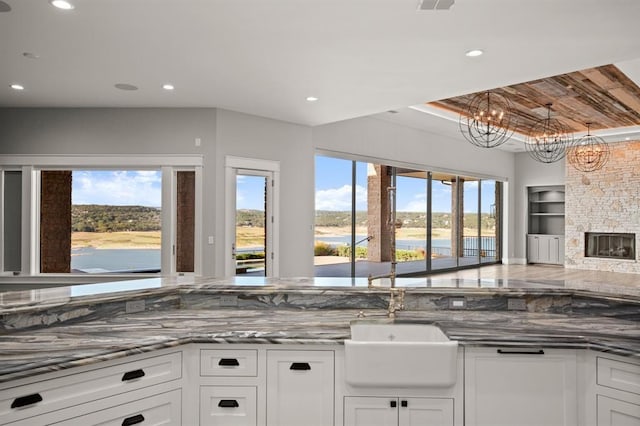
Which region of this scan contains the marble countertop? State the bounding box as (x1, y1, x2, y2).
(0, 276, 638, 384)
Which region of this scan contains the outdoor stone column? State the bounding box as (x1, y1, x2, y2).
(367, 164, 392, 262)
(451, 177, 464, 258)
(176, 171, 195, 273)
(40, 171, 72, 273)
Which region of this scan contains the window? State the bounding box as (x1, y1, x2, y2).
(314, 154, 503, 278)
(0, 156, 201, 277)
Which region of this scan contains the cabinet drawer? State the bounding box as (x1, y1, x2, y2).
(200, 386, 257, 425)
(0, 351, 182, 423)
(6, 389, 181, 426)
(597, 395, 640, 426)
(598, 357, 640, 396)
(200, 349, 258, 377)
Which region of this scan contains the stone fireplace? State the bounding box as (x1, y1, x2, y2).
(585, 232, 635, 260)
(565, 140, 640, 273)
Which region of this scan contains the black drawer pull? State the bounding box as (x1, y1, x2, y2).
(401, 400, 408, 407)
(122, 369, 146, 381)
(390, 400, 397, 408)
(218, 399, 240, 408)
(122, 414, 145, 426)
(11, 393, 43, 408)
(497, 349, 545, 355)
(290, 362, 311, 371)
(218, 358, 240, 367)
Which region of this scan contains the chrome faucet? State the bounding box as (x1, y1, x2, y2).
(387, 288, 405, 318)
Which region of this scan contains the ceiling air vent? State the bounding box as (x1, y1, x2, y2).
(418, 0, 454, 10)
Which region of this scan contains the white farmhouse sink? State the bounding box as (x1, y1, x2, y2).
(344, 322, 458, 388)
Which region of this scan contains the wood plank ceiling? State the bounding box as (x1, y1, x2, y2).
(430, 64, 640, 134)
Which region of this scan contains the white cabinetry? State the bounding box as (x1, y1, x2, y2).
(0, 349, 183, 426)
(344, 396, 453, 426)
(528, 234, 564, 264)
(266, 349, 335, 426)
(465, 347, 577, 426)
(527, 185, 565, 265)
(200, 386, 257, 426)
(594, 354, 640, 426)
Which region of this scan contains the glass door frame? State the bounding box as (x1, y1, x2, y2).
(224, 156, 280, 277)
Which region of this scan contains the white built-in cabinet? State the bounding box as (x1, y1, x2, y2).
(344, 396, 453, 426)
(527, 185, 565, 265)
(465, 347, 578, 426)
(1, 343, 638, 426)
(0, 348, 184, 425)
(266, 350, 335, 426)
(592, 353, 640, 426)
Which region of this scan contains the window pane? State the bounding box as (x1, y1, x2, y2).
(481, 180, 499, 263)
(430, 173, 455, 271)
(395, 168, 427, 275)
(314, 156, 354, 277)
(3, 171, 22, 272)
(461, 177, 480, 267)
(235, 174, 267, 276)
(70, 170, 162, 273)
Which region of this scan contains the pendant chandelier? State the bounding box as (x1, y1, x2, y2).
(524, 103, 572, 163)
(567, 123, 610, 172)
(459, 91, 515, 148)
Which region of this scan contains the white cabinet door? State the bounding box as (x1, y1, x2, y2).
(597, 396, 640, 426)
(399, 398, 454, 426)
(345, 397, 454, 426)
(344, 397, 397, 426)
(266, 350, 334, 426)
(465, 347, 577, 426)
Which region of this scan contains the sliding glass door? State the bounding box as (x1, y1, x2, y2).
(314, 154, 502, 278)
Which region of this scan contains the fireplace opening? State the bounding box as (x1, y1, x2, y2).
(585, 233, 635, 260)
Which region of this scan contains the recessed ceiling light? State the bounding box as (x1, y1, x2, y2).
(114, 83, 138, 91)
(162, 84, 175, 91)
(465, 49, 483, 57)
(49, 0, 74, 10)
(306, 96, 319, 102)
(10, 84, 25, 91)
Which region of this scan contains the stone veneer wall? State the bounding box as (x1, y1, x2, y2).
(565, 140, 640, 273)
(40, 171, 72, 273)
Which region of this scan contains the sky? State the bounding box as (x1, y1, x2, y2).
(312, 156, 496, 213)
(72, 170, 162, 207)
(72, 161, 496, 213)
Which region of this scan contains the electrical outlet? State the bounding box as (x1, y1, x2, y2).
(507, 298, 527, 311)
(125, 299, 145, 314)
(448, 297, 466, 309)
(220, 295, 238, 307)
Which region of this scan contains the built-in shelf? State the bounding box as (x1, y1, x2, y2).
(528, 185, 565, 265)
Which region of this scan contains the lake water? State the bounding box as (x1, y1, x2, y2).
(71, 247, 160, 273)
(315, 235, 452, 251)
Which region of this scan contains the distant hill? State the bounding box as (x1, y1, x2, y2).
(72, 204, 161, 232)
(314, 210, 495, 230)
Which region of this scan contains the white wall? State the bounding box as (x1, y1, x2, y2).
(513, 152, 566, 262)
(214, 109, 314, 277)
(0, 107, 315, 278)
(313, 116, 520, 262)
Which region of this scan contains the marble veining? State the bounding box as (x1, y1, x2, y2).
(0, 276, 638, 384)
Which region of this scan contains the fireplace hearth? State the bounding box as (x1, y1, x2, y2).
(585, 233, 635, 260)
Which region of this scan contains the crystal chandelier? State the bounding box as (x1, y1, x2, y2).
(459, 91, 515, 148)
(524, 103, 572, 163)
(567, 123, 610, 172)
